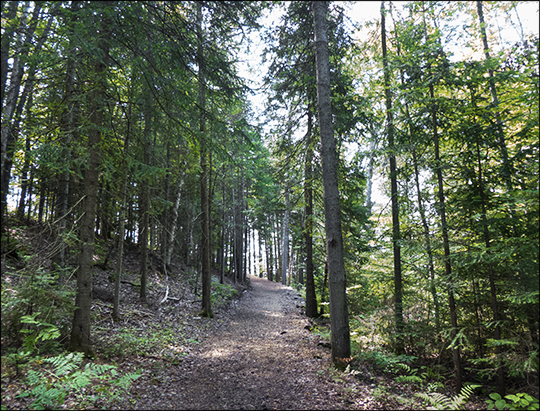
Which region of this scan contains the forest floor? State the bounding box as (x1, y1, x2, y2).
(119, 275, 365, 410)
(105, 273, 488, 410)
(1, 219, 490, 409)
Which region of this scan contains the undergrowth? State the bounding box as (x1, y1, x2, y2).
(94, 322, 197, 362)
(17, 352, 141, 409)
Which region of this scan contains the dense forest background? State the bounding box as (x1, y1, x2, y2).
(1, 1, 538, 408)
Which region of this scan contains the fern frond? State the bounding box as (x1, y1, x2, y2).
(415, 384, 480, 410)
(448, 384, 478, 409)
(45, 352, 84, 376)
(396, 375, 424, 384)
(85, 362, 116, 377)
(416, 391, 452, 410)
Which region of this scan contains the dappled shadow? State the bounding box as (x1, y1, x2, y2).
(128, 276, 355, 410)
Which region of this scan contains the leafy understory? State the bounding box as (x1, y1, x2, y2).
(415, 384, 480, 410)
(17, 352, 141, 410)
(486, 392, 540, 411)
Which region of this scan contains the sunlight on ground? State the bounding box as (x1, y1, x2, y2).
(261, 310, 284, 318)
(204, 347, 233, 358)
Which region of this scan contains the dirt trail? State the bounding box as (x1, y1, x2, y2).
(128, 276, 365, 410)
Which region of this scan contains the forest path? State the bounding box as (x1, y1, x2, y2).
(128, 276, 368, 410)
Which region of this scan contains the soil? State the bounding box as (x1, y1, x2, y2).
(119, 276, 368, 410)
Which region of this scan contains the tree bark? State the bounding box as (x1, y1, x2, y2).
(1, 3, 41, 219)
(139, 92, 152, 303)
(430, 70, 462, 394)
(470, 88, 505, 395)
(365, 129, 377, 214)
(70, 5, 109, 356)
(53, 1, 80, 273)
(258, 230, 263, 278)
(266, 226, 273, 282)
(304, 118, 317, 318)
(281, 188, 290, 285)
(197, 2, 212, 317)
(312, 0, 351, 364)
(113, 100, 132, 322)
(275, 216, 281, 282)
(0, 0, 19, 106)
(167, 176, 184, 267)
(381, 1, 405, 356)
(411, 148, 440, 332)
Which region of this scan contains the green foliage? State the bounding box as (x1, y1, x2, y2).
(415, 384, 480, 410)
(2, 2, 538, 408)
(211, 281, 238, 306)
(17, 352, 141, 409)
(19, 313, 61, 354)
(354, 347, 417, 375)
(486, 393, 539, 411)
(1, 266, 75, 353)
(394, 363, 425, 386)
(95, 323, 195, 362)
(310, 323, 332, 342)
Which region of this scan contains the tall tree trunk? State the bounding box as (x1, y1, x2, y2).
(70, 6, 109, 356)
(113, 111, 131, 322)
(312, 0, 351, 365)
(17, 133, 31, 220)
(197, 2, 212, 317)
(167, 176, 184, 267)
(242, 173, 247, 283)
(430, 70, 462, 394)
(1, 3, 42, 219)
(247, 222, 251, 277)
(304, 119, 317, 318)
(400, 11, 441, 334)
(470, 88, 505, 395)
(139, 92, 152, 303)
(220, 176, 226, 283)
(476, 1, 512, 190)
(232, 184, 238, 284)
(422, 3, 462, 390)
(282, 188, 290, 285)
(161, 143, 171, 267)
(275, 216, 281, 282)
(266, 227, 273, 282)
(319, 260, 328, 317)
(476, 1, 536, 371)
(258, 231, 263, 278)
(365, 129, 378, 214)
(0, 0, 19, 105)
(53, 31, 77, 273)
(381, 0, 405, 356)
(411, 148, 440, 332)
(236, 176, 244, 283)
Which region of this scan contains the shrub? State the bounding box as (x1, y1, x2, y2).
(486, 393, 539, 411)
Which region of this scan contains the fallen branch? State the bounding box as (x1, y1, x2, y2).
(159, 284, 170, 304)
(125, 308, 156, 318)
(121, 280, 139, 287)
(159, 266, 169, 304)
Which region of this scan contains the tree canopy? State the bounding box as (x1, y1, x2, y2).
(1, 0, 538, 405)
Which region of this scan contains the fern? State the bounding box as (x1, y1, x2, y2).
(86, 362, 116, 376)
(44, 352, 83, 375)
(113, 371, 142, 389)
(18, 351, 141, 409)
(416, 384, 479, 410)
(396, 374, 424, 384)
